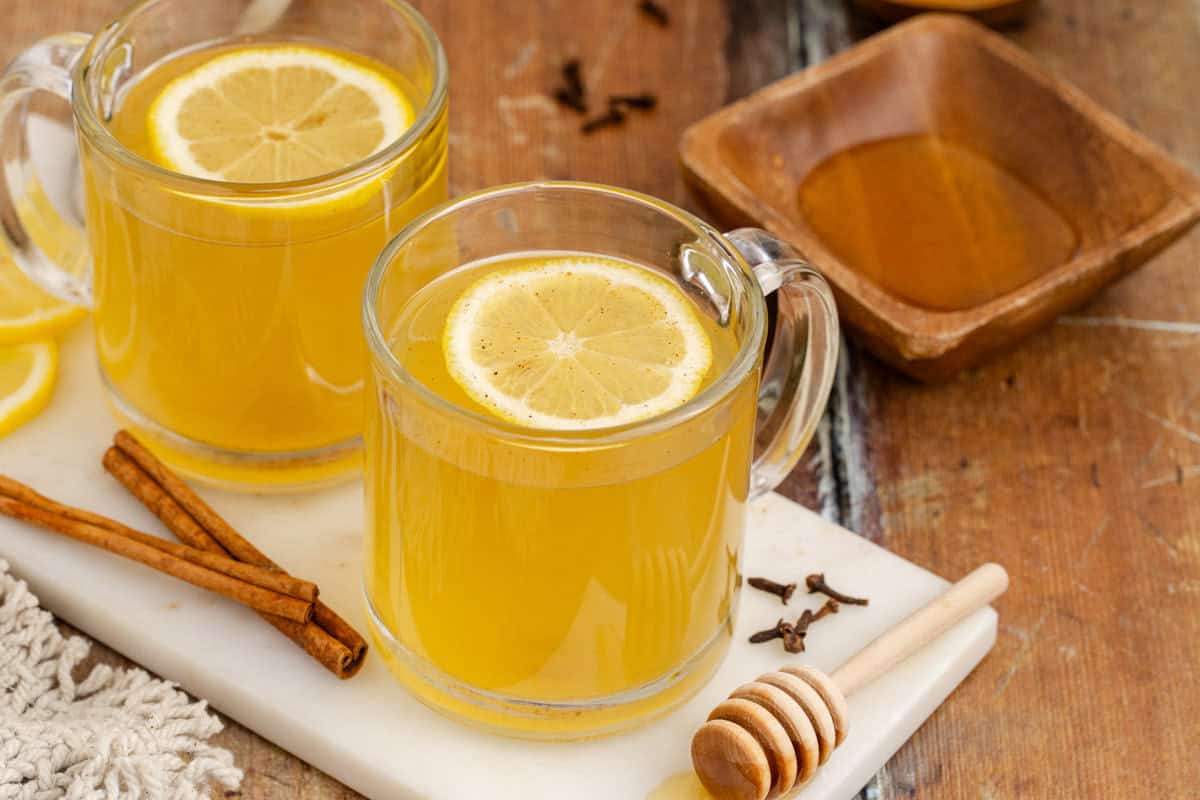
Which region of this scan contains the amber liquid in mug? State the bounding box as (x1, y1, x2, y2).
(798, 134, 1079, 311)
(84, 40, 447, 484)
(365, 253, 758, 732)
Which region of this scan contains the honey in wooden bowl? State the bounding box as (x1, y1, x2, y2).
(680, 15, 1200, 380)
(796, 133, 1079, 311)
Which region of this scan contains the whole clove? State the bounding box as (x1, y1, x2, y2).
(748, 599, 840, 653)
(581, 106, 626, 134)
(552, 59, 662, 128)
(809, 598, 840, 622)
(553, 87, 587, 113)
(579, 94, 657, 133)
(795, 599, 838, 632)
(784, 599, 840, 653)
(552, 59, 589, 113)
(747, 576, 796, 604)
(609, 93, 658, 111)
(781, 622, 807, 654)
(749, 618, 791, 644)
(562, 59, 586, 98)
(638, 0, 671, 26)
(806, 573, 869, 606)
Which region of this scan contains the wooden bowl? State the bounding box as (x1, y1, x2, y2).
(680, 15, 1200, 381)
(853, 0, 1034, 26)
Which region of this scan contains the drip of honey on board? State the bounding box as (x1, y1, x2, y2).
(797, 134, 1079, 311)
(646, 772, 713, 800)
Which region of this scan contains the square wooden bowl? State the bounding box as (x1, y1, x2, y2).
(680, 14, 1200, 381)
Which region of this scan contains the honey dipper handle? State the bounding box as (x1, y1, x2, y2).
(830, 563, 1009, 697)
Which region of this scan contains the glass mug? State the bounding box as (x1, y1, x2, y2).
(363, 182, 840, 737)
(0, 0, 448, 488)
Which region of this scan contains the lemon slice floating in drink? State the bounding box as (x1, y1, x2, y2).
(443, 257, 714, 430)
(0, 341, 57, 437)
(148, 45, 413, 183)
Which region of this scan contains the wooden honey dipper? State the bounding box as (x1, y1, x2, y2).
(691, 563, 1008, 800)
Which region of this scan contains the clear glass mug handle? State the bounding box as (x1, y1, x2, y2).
(0, 33, 94, 306)
(724, 227, 840, 500)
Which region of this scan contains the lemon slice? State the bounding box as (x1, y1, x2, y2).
(0, 248, 85, 345)
(148, 45, 413, 182)
(0, 341, 57, 437)
(443, 258, 713, 430)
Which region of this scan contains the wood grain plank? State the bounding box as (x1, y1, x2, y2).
(415, 0, 731, 208)
(725, 0, 799, 102)
(855, 1, 1200, 796)
(18, 1, 1198, 798)
(742, 2, 1200, 797)
(780, 9, 889, 800)
(723, 0, 830, 515)
(7, 3, 366, 793)
(8, 1, 755, 797)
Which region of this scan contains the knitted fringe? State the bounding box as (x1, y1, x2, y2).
(0, 559, 242, 799)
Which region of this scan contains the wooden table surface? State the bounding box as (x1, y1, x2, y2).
(8, 0, 1199, 797)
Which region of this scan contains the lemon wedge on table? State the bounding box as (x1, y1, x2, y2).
(0, 250, 86, 345)
(148, 45, 414, 182)
(0, 341, 57, 438)
(443, 258, 714, 430)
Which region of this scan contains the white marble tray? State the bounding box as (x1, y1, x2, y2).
(0, 325, 996, 799)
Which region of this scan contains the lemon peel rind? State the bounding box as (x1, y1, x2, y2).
(0, 341, 57, 438)
(443, 259, 713, 431)
(0, 248, 87, 345)
(0, 307, 86, 346)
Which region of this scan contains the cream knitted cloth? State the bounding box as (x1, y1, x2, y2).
(0, 559, 243, 799)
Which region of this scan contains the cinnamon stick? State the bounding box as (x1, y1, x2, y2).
(105, 435, 367, 679)
(113, 431, 294, 565)
(0, 476, 317, 602)
(0, 494, 313, 623)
